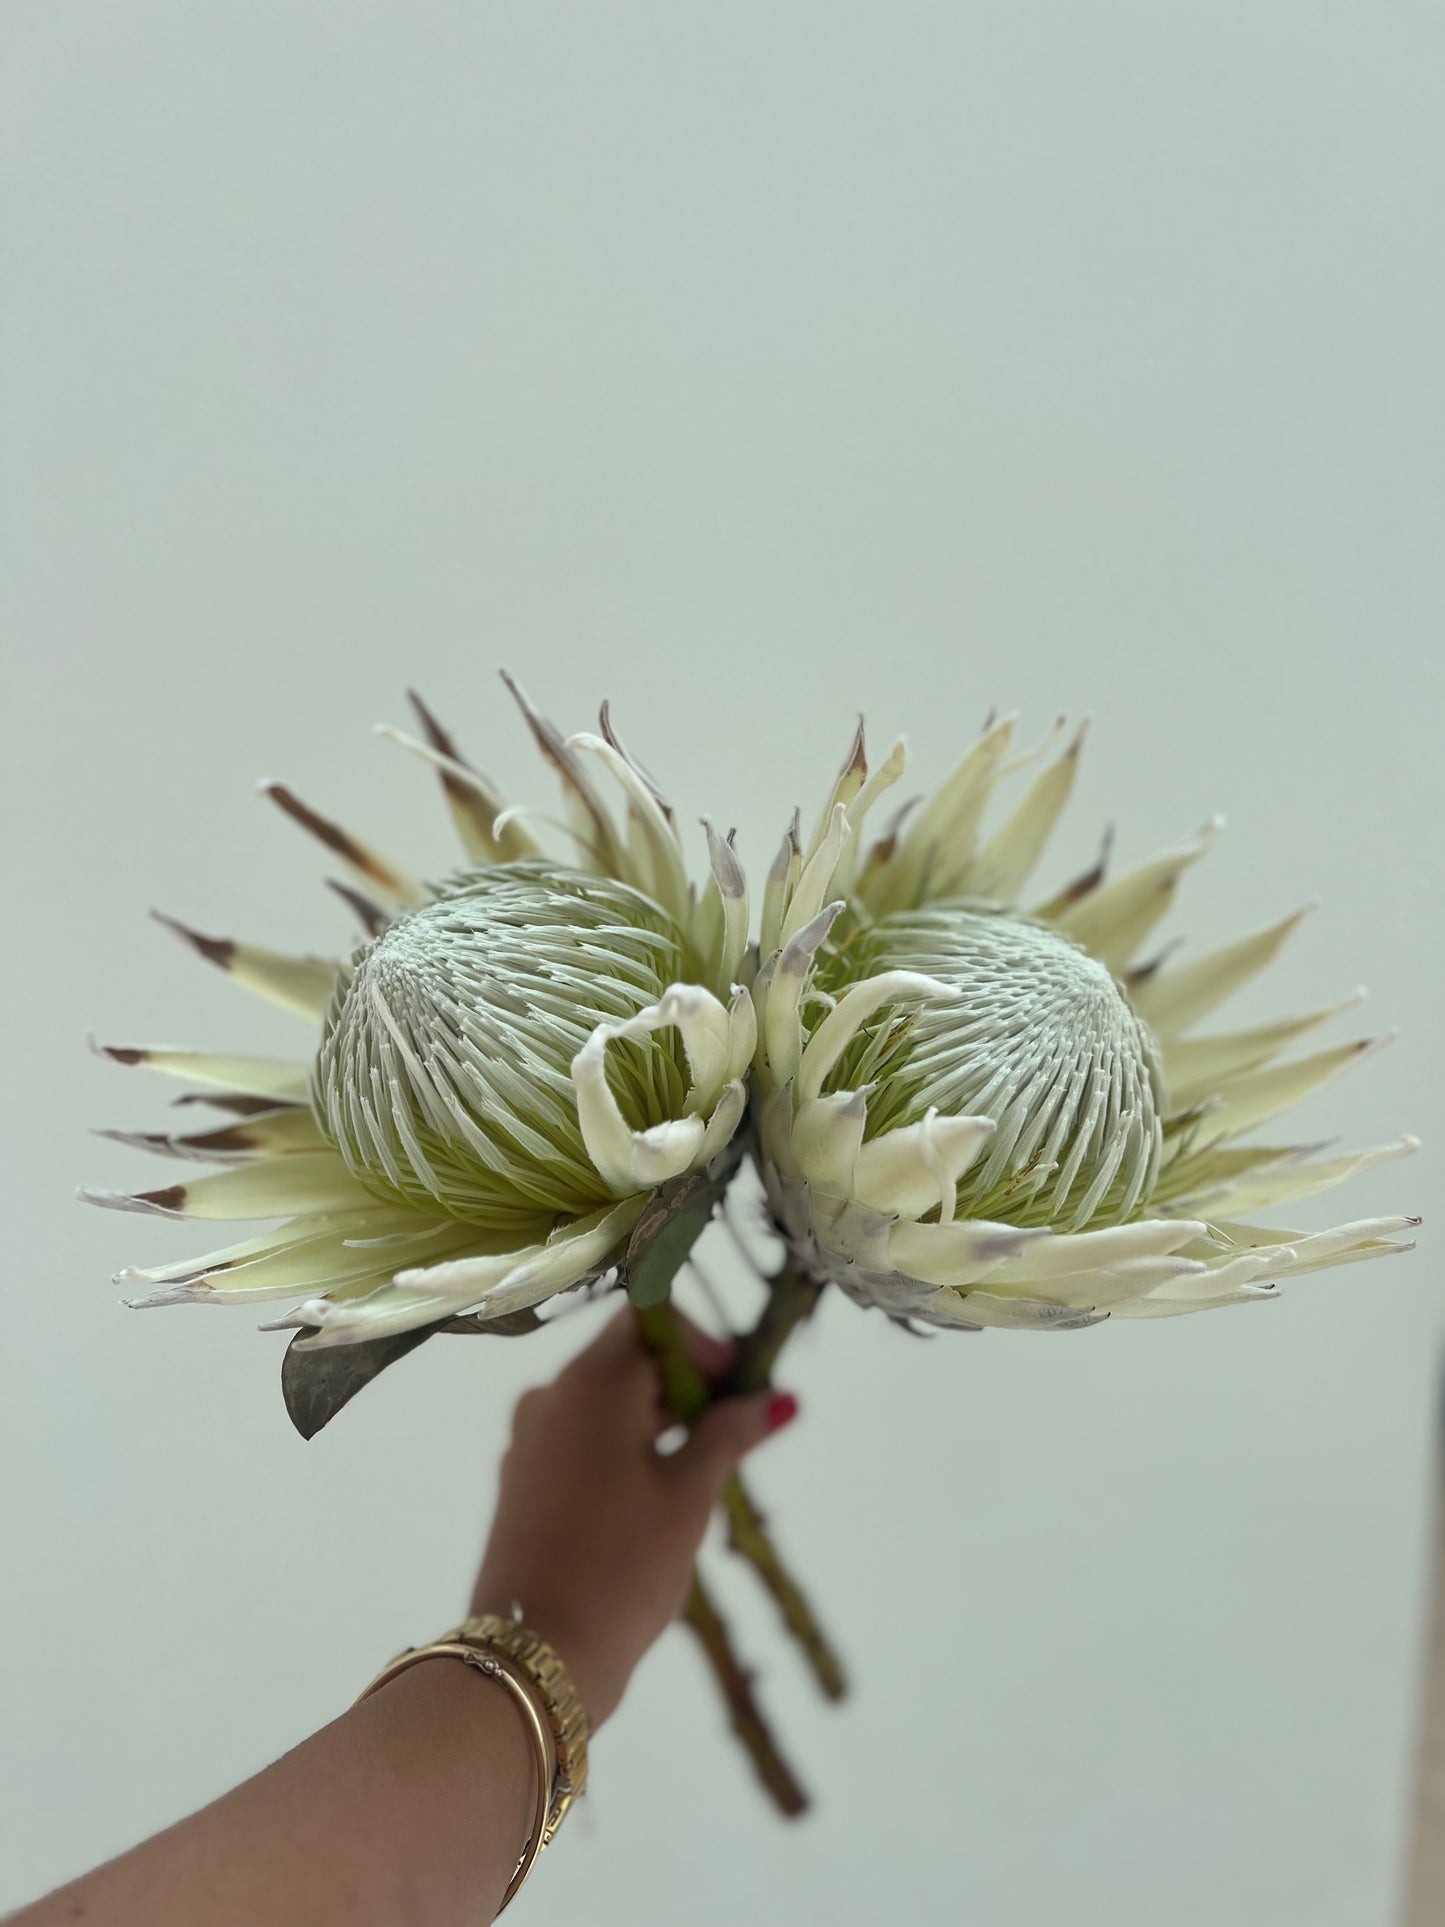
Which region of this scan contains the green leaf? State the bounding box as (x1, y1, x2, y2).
(622, 1167, 728, 1309)
(282, 1307, 542, 1439)
(282, 1327, 435, 1440)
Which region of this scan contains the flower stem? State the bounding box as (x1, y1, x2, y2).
(635, 1300, 808, 1810)
(724, 1264, 845, 1699)
(633, 1299, 713, 1424)
(727, 1263, 825, 1394)
(680, 1574, 809, 1817)
(635, 1291, 846, 1703)
(718, 1474, 846, 1701)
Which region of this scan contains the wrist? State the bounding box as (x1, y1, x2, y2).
(358, 1615, 588, 1912)
(467, 1591, 618, 1728)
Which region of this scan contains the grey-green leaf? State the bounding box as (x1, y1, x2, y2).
(622, 1168, 728, 1309)
(282, 1307, 542, 1439)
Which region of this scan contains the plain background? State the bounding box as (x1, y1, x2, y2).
(3, 5, 1442, 1923)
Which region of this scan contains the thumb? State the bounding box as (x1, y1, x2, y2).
(668, 1389, 800, 1496)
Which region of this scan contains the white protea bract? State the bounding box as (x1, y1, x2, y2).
(86, 680, 751, 1347)
(753, 717, 1417, 1331)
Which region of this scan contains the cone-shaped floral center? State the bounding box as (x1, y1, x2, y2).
(312, 863, 692, 1228)
(818, 905, 1165, 1231)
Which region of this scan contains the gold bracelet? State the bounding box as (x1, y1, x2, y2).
(356, 1614, 589, 1914)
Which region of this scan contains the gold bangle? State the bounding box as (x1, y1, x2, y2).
(356, 1617, 589, 1914)
(453, 1612, 590, 1838)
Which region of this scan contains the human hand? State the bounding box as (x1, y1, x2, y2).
(469, 1303, 798, 1727)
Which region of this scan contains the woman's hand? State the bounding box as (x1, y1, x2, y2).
(469, 1304, 798, 1726)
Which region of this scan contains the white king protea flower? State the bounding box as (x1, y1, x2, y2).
(87, 678, 753, 1349)
(754, 717, 1417, 1331)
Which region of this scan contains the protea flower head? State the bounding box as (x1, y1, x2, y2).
(753, 716, 1418, 1331)
(86, 678, 753, 1348)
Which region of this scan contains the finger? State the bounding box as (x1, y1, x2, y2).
(553, 1305, 657, 1431)
(668, 1306, 738, 1384)
(666, 1389, 800, 1497)
(558, 1301, 648, 1382)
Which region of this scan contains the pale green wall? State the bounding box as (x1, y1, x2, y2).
(3, 5, 1442, 1922)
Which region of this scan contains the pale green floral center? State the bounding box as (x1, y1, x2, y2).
(312, 862, 691, 1228)
(816, 904, 1165, 1231)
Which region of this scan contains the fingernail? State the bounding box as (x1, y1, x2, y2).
(765, 1391, 800, 1434)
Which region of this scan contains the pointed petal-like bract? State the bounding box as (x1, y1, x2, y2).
(868, 715, 1016, 912)
(1202, 1135, 1419, 1218)
(1197, 1036, 1390, 1145)
(1130, 908, 1313, 1040)
(259, 781, 426, 910)
(1163, 993, 1364, 1106)
(91, 1041, 312, 1103)
(970, 721, 1086, 903)
(289, 1198, 646, 1347)
(376, 722, 538, 865)
(151, 912, 339, 1021)
(97, 1105, 327, 1161)
(701, 822, 750, 990)
(121, 1209, 471, 1305)
(82, 1150, 377, 1220)
(1053, 818, 1223, 972)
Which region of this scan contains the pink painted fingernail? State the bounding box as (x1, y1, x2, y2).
(765, 1391, 800, 1434)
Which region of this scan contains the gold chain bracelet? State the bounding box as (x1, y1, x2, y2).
(356, 1612, 589, 1913)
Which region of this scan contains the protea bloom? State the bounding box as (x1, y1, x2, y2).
(86, 680, 753, 1348)
(753, 717, 1417, 1330)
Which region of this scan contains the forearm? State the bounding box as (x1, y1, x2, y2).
(15, 1659, 536, 1927)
